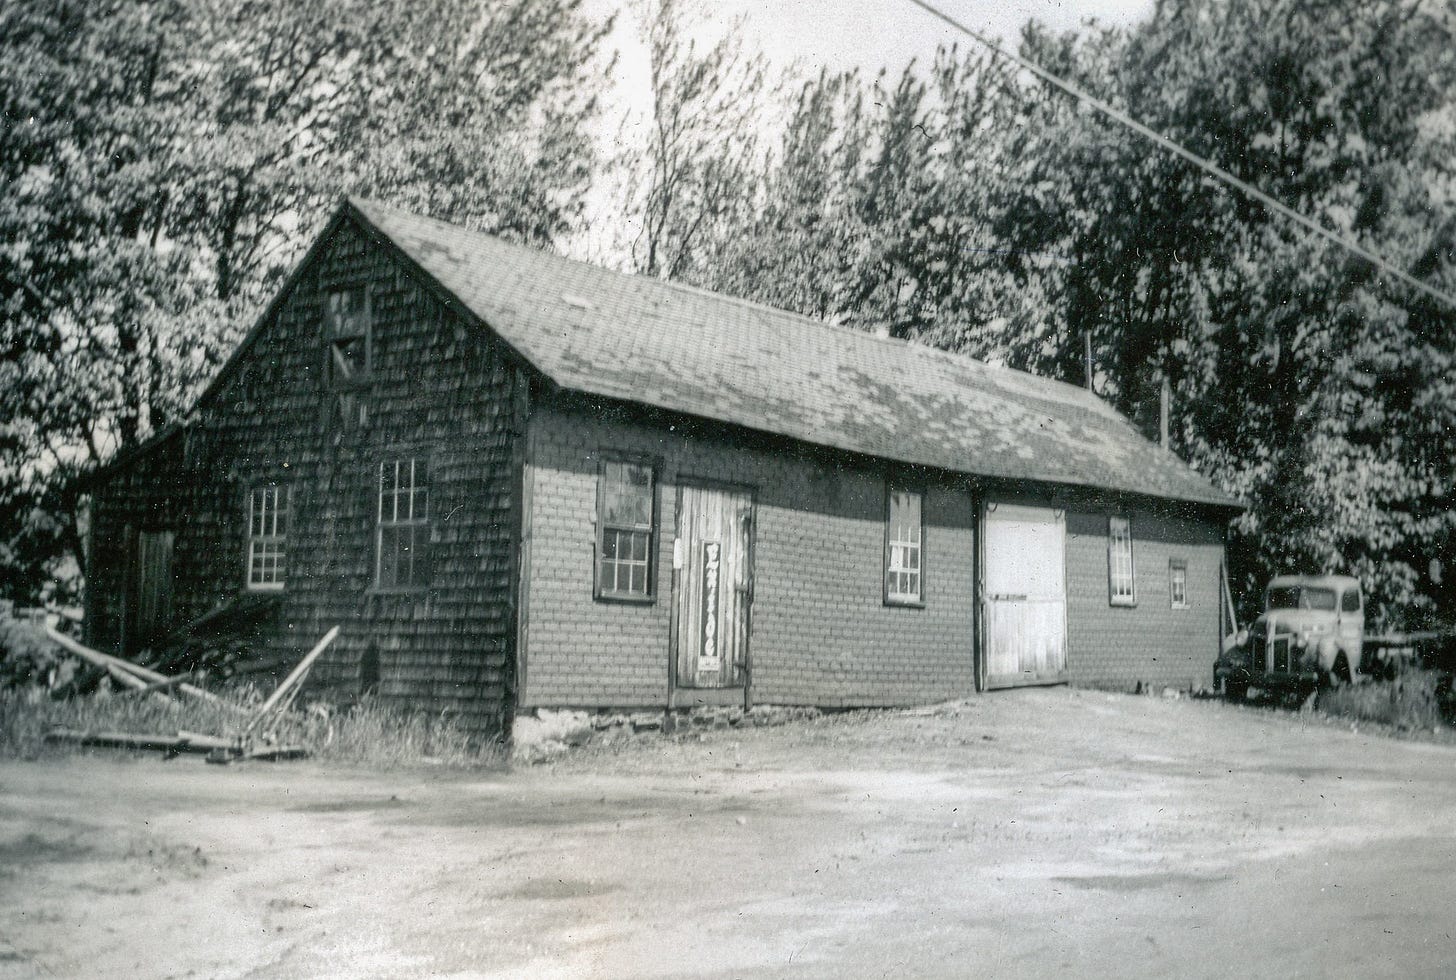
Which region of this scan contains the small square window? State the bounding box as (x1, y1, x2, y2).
(1108, 516, 1135, 606)
(1169, 559, 1188, 609)
(596, 459, 655, 600)
(246, 485, 289, 590)
(886, 489, 923, 605)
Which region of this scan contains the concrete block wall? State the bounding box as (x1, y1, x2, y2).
(1064, 508, 1223, 692)
(519, 399, 978, 709)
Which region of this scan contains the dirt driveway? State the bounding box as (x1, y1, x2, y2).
(3, 688, 1456, 979)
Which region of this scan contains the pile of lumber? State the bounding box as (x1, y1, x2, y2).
(42, 626, 339, 765)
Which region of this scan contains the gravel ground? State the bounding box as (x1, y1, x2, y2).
(2, 687, 1455, 978)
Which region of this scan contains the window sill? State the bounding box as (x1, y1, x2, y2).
(885, 597, 926, 609)
(1109, 599, 1138, 608)
(246, 583, 286, 593)
(595, 591, 656, 605)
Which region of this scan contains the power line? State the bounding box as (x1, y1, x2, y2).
(904, 0, 1456, 312)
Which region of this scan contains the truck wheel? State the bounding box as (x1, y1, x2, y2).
(1327, 654, 1352, 688)
(1225, 680, 1247, 702)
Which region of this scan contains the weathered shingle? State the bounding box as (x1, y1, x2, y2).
(352, 197, 1240, 510)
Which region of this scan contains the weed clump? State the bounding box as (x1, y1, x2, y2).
(1319, 669, 1448, 732)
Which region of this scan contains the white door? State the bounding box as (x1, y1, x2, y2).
(983, 504, 1067, 688)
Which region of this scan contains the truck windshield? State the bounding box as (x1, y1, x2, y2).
(1267, 586, 1337, 611)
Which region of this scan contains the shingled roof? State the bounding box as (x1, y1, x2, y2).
(348, 198, 1237, 510)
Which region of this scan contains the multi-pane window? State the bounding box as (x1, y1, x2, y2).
(886, 489, 923, 604)
(1108, 516, 1136, 606)
(377, 458, 429, 589)
(247, 485, 289, 590)
(1169, 559, 1188, 609)
(325, 287, 370, 430)
(597, 459, 654, 599)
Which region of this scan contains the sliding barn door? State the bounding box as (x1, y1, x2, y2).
(983, 504, 1067, 688)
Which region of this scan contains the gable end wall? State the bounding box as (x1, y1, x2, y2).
(86, 217, 525, 732)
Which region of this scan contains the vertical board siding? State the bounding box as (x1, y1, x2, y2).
(982, 505, 1067, 687)
(86, 217, 523, 732)
(674, 485, 752, 689)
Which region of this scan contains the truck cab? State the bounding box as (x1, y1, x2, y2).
(1215, 574, 1365, 699)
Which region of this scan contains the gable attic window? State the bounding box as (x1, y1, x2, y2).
(885, 488, 923, 605)
(377, 458, 429, 589)
(1108, 516, 1136, 606)
(246, 484, 289, 590)
(596, 458, 655, 601)
(325, 286, 370, 429)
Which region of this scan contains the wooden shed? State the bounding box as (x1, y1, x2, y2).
(85, 198, 1242, 732)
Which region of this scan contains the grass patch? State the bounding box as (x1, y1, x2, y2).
(0, 688, 504, 769)
(1, 619, 503, 768)
(282, 696, 505, 768)
(1318, 670, 1447, 732)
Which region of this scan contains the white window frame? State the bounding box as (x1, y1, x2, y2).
(376, 458, 429, 590)
(1169, 559, 1188, 610)
(596, 457, 656, 601)
(246, 485, 289, 591)
(1108, 515, 1136, 606)
(885, 488, 924, 605)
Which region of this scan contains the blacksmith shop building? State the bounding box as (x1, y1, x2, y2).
(85, 198, 1242, 732)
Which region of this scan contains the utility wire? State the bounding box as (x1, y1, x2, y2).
(904, 0, 1456, 312)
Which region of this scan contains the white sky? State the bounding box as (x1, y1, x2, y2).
(705, 0, 1152, 75)
(578, 0, 1154, 260)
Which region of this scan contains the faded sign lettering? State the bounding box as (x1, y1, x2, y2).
(698, 541, 721, 678)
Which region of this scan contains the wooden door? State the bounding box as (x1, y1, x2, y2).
(983, 504, 1067, 688)
(673, 484, 753, 689)
(124, 529, 175, 654)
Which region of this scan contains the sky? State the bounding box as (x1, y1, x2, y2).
(702, 0, 1153, 77)
(579, 0, 1154, 259)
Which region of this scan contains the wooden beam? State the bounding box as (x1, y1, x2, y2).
(46, 728, 186, 752)
(124, 672, 195, 697)
(242, 626, 340, 737)
(44, 628, 248, 716)
(44, 629, 155, 693)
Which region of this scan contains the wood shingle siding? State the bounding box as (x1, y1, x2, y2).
(86, 216, 524, 731)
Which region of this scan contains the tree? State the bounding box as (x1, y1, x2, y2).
(624, 0, 769, 280)
(0, 0, 612, 602)
(993, 0, 1456, 624)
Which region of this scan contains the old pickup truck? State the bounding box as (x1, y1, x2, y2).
(1214, 574, 1369, 700)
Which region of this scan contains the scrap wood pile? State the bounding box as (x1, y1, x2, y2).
(39, 626, 339, 764)
(141, 592, 284, 681)
(0, 595, 282, 699)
